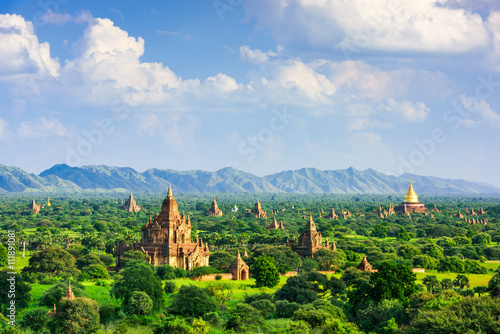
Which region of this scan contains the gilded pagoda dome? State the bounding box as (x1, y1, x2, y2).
(404, 181, 419, 203)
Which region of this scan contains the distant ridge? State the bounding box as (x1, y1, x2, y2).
(0, 163, 498, 195)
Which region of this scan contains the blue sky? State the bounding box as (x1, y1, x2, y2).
(0, 0, 499, 186)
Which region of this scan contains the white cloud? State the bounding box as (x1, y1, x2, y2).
(205, 73, 239, 93)
(0, 14, 60, 78)
(239, 45, 283, 64)
(486, 11, 500, 71)
(383, 99, 430, 122)
(38, 9, 72, 25)
(244, 0, 490, 53)
(460, 94, 500, 128)
(0, 118, 10, 140)
(157, 30, 193, 39)
(17, 116, 67, 138)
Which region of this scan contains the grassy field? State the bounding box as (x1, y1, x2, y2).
(484, 260, 500, 272)
(415, 270, 494, 287)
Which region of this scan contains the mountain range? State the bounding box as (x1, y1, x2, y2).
(0, 163, 498, 195)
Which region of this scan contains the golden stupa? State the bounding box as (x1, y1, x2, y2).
(395, 181, 426, 214)
(403, 182, 419, 203)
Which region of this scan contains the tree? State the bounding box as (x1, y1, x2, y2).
(249, 246, 301, 274)
(208, 252, 235, 271)
(397, 244, 421, 260)
(48, 297, 100, 334)
(422, 275, 440, 294)
(440, 278, 454, 290)
(168, 285, 217, 318)
(421, 244, 444, 259)
(412, 255, 438, 270)
(251, 255, 280, 288)
(207, 284, 233, 319)
(226, 303, 265, 333)
(23, 247, 80, 277)
(39, 280, 86, 308)
(438, 256, 466, 273)
(488, 272, 500, 298)
(314, 249, 343, 270)
(472, 232, 491, 245)
(372, 224, 388, 238)
(20, 307, 50, 332)
(368, 261, 418, 305)
(120, 250, 150, 267)
(126, 291, 153, 315)
(397, 227, 411, 242)
(406, 297, 500, 334)
(0, 270, 31, 314)
(0, 244, 7, 267)
(274, 276, 318, 304)
(453, 274, 470, 290)
(81, 264, 110, 279)
(111, 262, 165, 311)
(357, 299, 405, 334)
(75, 254, 105, 270)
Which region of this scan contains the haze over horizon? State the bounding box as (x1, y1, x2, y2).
(1, 1, 499, 186)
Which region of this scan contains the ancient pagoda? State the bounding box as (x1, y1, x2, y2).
(27, 199, 42, 214)
(292, 212, 335, 257)
(121, 193, 141, 212)
(229, 251, 249, 280)
(357, 255, 373, 271)
(206, 198, 223, 216)
(115, 185, 210, 269)
(395, 182, 426, 214)
(251, 199, 267, 218)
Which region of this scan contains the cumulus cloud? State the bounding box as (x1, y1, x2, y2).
(0, 13, 60, 78)
(460, 95, 500, 128)
(38, 9, 73, 25)
(382, 99, 430, 122)
(486, 11, 500, 70)
(17, 116, 67, 138)
(239, 45, 283, 64)
(244, 0, 490, 53)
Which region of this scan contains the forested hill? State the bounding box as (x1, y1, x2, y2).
(0, 163, 498, 194)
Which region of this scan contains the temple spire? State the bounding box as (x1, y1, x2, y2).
(167, 184, 174, 199)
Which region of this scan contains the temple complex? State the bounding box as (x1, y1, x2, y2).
(395, 182, 426, 214)
(206, 198, 223, 216)
(292, 213, 336, 258)
(325, 208, 338, 219)
(115, 185, 210, 270)
(229, 251, 249, 280)
(27, 199, 42, 214)
(251, 199, 267, 218)
(121, 193, 141, 212)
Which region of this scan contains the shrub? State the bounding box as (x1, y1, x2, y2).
(164, 281, 176, 294)
(250, 299, 276, 318)
(275, 300, 301, 318)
